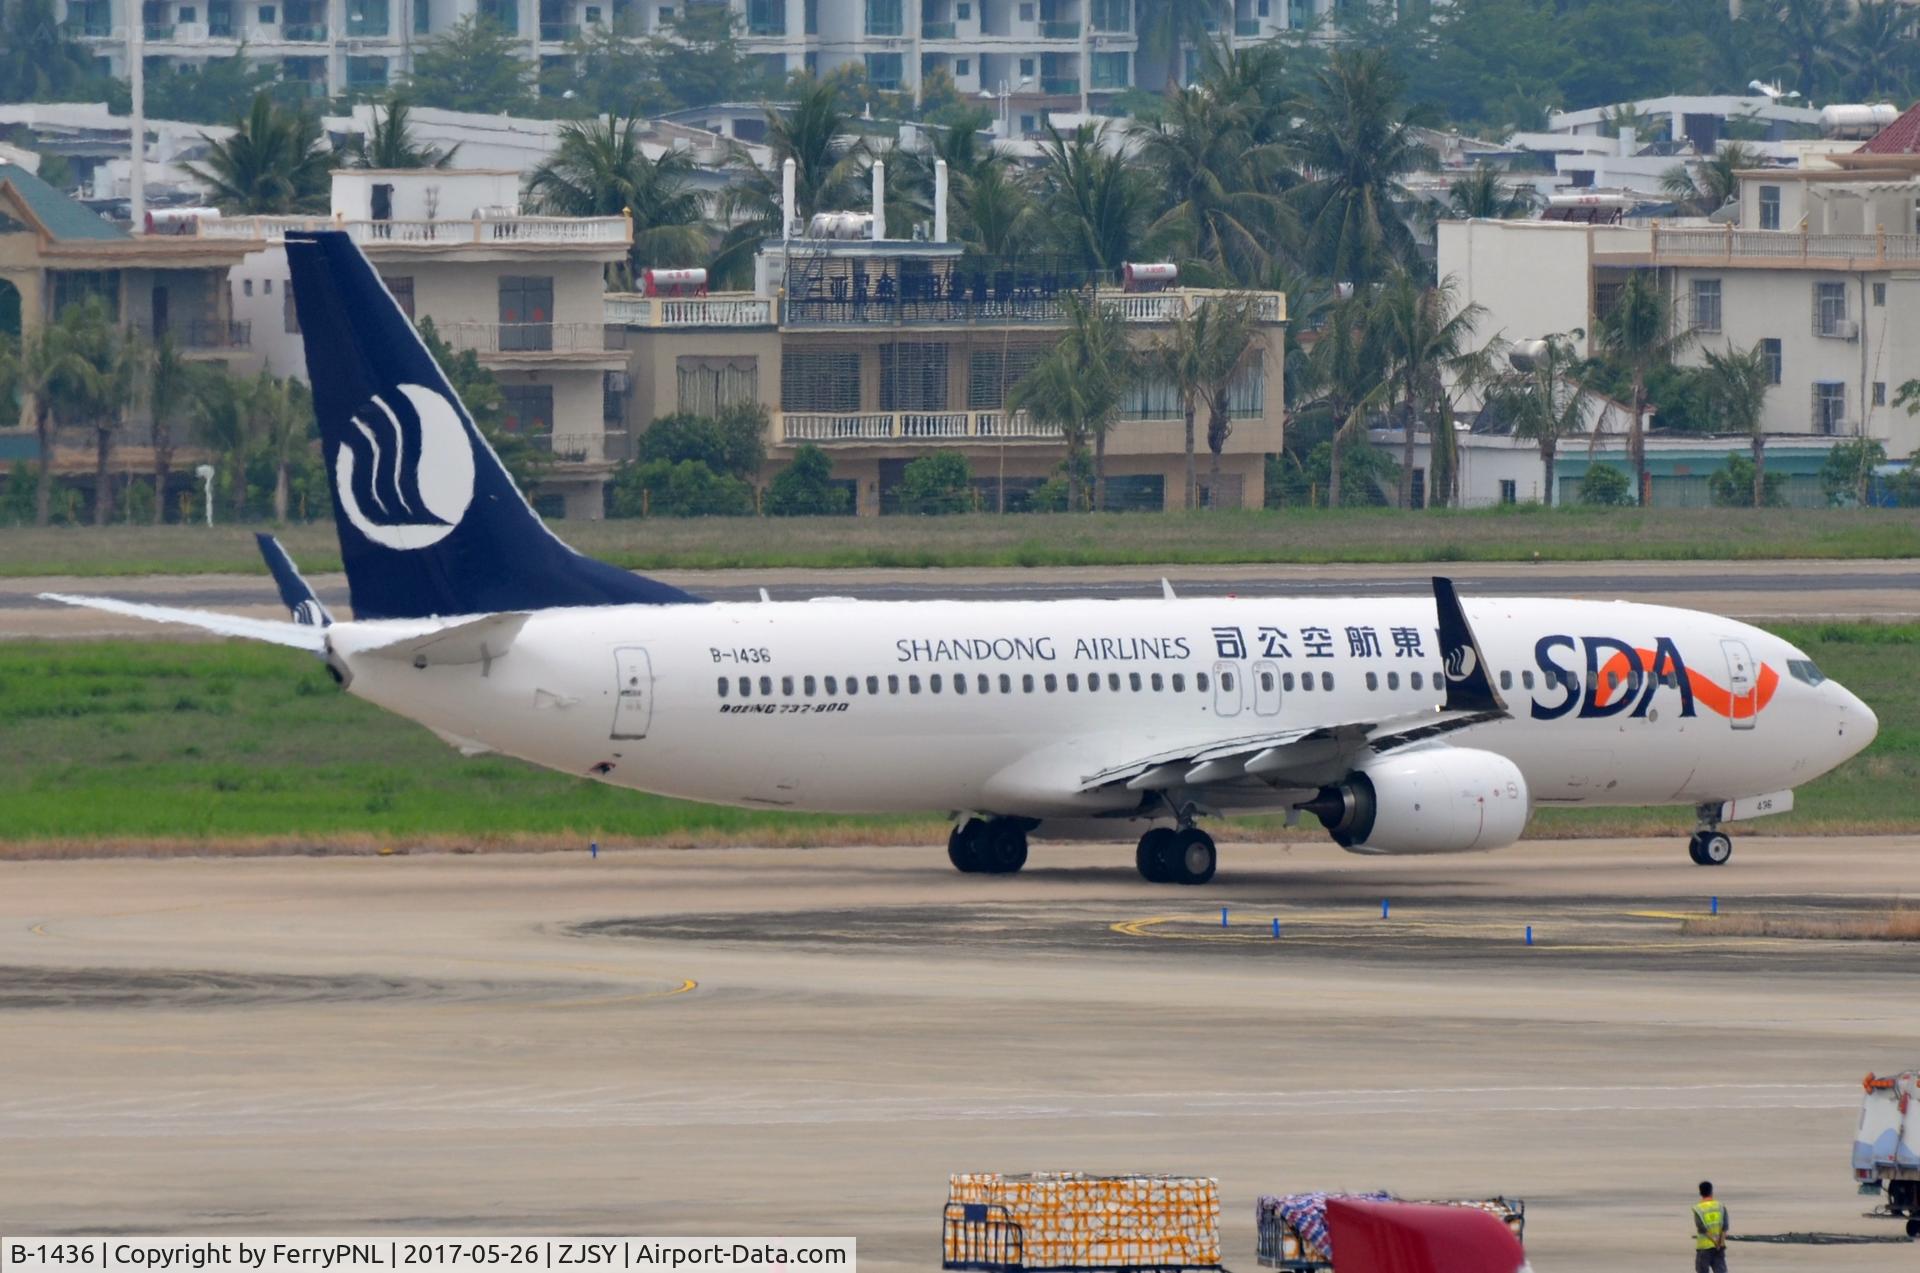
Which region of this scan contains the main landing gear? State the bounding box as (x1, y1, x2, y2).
(1688, 805, 1733, 866)
(948, 818, 1030, 875)
(1135, 825, 1217, 886)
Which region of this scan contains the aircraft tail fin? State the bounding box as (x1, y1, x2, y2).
(256, 533, 333, 627)
(284, 230, 701, 620)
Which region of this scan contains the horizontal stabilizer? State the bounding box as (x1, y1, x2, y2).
(37, 593, 327, 652)
(360, 612, 529, 669)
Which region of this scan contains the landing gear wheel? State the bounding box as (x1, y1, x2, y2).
(1167, 828, 1217, 886)
(1693, 831, 1732, 866)
(947, 820, 987, 873)
(980, 825, 1029, 875)
(1136, 828, 1176, 883)
(1906, 1217, 1919, 1240)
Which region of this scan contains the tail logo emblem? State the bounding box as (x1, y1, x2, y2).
(1444, 645, 1477, 682)
(334, 384, 475, 550)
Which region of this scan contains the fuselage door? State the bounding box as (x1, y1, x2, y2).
(1251, 660, 1282, 716)
(1213, 660, 1244, 717)
(1721, 639, 1756, 731)
(612, 646, 654, 740)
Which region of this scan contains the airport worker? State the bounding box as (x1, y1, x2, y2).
(1691, 1181, 1729, 1272)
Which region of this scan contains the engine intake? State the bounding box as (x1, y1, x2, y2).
(1298, 747, 1530, 855)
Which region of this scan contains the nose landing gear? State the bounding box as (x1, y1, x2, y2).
(1688, 805, 1733, 866)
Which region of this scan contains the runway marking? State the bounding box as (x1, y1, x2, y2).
(1110, 910, 1813, 953)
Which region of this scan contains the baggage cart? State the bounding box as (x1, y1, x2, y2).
(943, 1172, 1223, 1273)
(1255, 1193, 1525, 1270)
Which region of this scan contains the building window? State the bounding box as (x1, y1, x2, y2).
(1812, 381, 1845, 434)
(1874, 281, 1888, 306)
(1760, 337, 1782, 385)
(1814, 281, 1848, 337)
(1759, 184, 1781, 230)
(864, 51, 903, 89)
(782, 348, 861, 412)
(258, 3, 275, 20)
(242, 278, 253, 297)
(414, 0, 428, 32)
(864, 0, 901, 35)
(1874, 381, 1887, 407)
(49, 269, 120, 319)
(746, 0, 782, 34)
(1018, 0, 1033, 18)
(955, 57, 969, 76)
(804, 0, 816, 33)
(1091, 50, 1128, 89)
(968, 347, 1045, 408)
(879, 342, 948, 410)
(386, 275, 414, 318)
(1090, 0, 1127, 29)
(1409, 467, 1425, 509)
(283, 290, 299, 333)
(1690, 278, 1721, 333)
(498, 275, 554, 349)
(1499, 478, 1517, 505)
(500, 383, 554, 435)
(1018, 56, 1034, 77)
(676, 356, 759, 416)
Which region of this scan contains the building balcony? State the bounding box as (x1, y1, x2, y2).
(780, 286, 1285, 329)
(1041, 76, 1079, 95)
(282, 20, 327, 38)
(143, 21, 174, 37)
(1038, 19, 1079, 37)
(130, 319, 251, 352)
(437, 321, 627, 368)
(922, 19, 956, 37)
(1602, 224, 1920, 270)
(536, 429, 626, 464)
(604, 293, 776, 327)
(1235, 18, 1259, 36)
(195, 214, 631, 249)
(538, 21, 577, 39)
(777, 410, 1066, 445)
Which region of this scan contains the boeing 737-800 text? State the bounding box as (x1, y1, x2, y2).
(42, 233, 1879, 885)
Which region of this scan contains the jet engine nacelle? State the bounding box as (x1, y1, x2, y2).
(1300, 748, 1530, 854)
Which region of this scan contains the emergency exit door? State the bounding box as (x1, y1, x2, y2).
(1721, 639, 1756, 731)
(611, 647, 654, 739)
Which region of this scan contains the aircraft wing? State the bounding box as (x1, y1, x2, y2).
(37, 593, 328, 652)
(1077, 576, 1510, 794)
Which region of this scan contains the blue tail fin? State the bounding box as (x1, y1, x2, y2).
(284, 230, 700, 620)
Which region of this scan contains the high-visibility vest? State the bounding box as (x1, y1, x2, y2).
(1693, 1199, 1726, 1249)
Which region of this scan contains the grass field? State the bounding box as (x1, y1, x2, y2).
(3, 505, 1919, 577)
(2, 623, 1914, 855)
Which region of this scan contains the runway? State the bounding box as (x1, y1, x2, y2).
(4, 557, 1918, 637)
(3, 836, 1915, 1269)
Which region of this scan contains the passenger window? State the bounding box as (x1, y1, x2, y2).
(930, 674, 942, 693)
(1171, 673, 1185, 692)
(999, 673, 1012, 693)
(1522, 671, 1534, 690)
(782, 676, 795, 696)
(1128, 672, 1142, 692)
(1607, 671, 1620, 690)
(1283, 672, 1295, 691)
(1321, 672, 1333, 691)
(909, 675, 921, 694)
(1364, 672, 1377, 691)
(760, 676, 773, 696)
(1151, 673, 1163, 691)
(954, 673, 968, 695)
(1260, 671, 1274, 691)
(868, 676, 880, 695)
(1499, 670, 1512, 690)
(1197, 672, 1209, 692)
(718, 677, 729, 697)
(1089, 673, 1101, 692)
(1108, 673, 1121, 691)
(1410, 672, 1423, 690)
(1222, 671, 1236, 691)
(739, 676, 751, 696)
(1387, 671, 1399, 690)
(887, 675, 900, 694)
(825, 676, 837, 695)
(803, 676, 816, 696)
(1067, 673, 1080, 691)
(1300, 674, 1312, 692)
(846, 676, 858, 696)
(1045, 673, 1058, 692)
(978, 673, 990, 693)
(1023, 673, 1035, 692)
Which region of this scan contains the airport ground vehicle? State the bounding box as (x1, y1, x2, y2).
(1854, 1069, 1920, 1237)
(942, 1173, 1220, 1272)
(1256, 1193, 1526, 1270)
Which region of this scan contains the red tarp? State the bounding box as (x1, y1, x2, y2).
(1325, 1198, 1529, 1273)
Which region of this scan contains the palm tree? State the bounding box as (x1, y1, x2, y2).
(1302, 292, 1388, 509)
(0, 0, 104, 101)
(1440, 166, 1539, 221)
(192, 369, 258, 521)
(713, 78, 868, 285)
(146, 337, 189, 523)
(1486, 333, 1592, 507)
(1841, 1, 1917, 98)
(1660, 142, 1758, 218)
(1768, 0, 1845, 99)
(347, 96, 460, 169)
(1137, 0, 1227, 93)
(527, 114, 709, 287)
(183, 93, 334, 214)
(1153, 294, 1261, 508)
(1035, 121, 1163, 277)
(1373, 271, 1486, 510)
(1007, 298, 1130, 511)
(1701, 341, 1776, 508)
(17, 302, 121, 526)
(1596, 271, 1696, 506)
(1287, 48, 1436, 285)
(959, 163, 1035, 260)
(75, 314, 139, 526)
(252, 372, 313, 523)
(1139, 86, 1289, 285)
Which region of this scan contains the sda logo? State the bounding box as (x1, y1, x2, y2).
(334, 384, 475, 550)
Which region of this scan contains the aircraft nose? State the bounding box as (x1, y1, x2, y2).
(1837, 684, 1878, 759)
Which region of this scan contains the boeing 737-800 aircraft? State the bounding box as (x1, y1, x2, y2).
(44, 233, 1878, 885)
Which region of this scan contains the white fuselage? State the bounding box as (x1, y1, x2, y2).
(327, 595, 1876, 825)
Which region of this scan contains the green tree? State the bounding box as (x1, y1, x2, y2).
(1137, 0, 1228, 92)
(1036, 120, 1164, 277)
(1152, 293, 1261, 509)
(1660, 142, 1758, 218)
(1373, 271, 1487, 510)
(635, 405, 766, 479)
(345, 96, 460, 169)
(713, 78, 867, 285)
(1709, 451, 1788, 507)
(1287, 48, 1435, 285)
(414, 316, 548, 493)
(10, 301, 129, 526)
(1008, 298, 1132, 510)
(1578, 463, 1633, 506)
(1484, 332, 1592, 507)
(1595, 271, 1695, 505)
(610, 458, 753, 516)
(183, 93, 334, 214)
(190, 367, 258, 520)
(539, 26, 668, 117)
(144, 49, 280, 125)
(145, 337, 189, 523)
(251, 371, 314, 523)
(1296, 290, 1389, 509)
(0, 0, 112, 102)
(71, 307, 138, 525)
(652, 4, 762, 109)
(407, 17, 533, 115)
(1139, 85, 1288, 285)
(1820, 437, 1887, 507)
(1841, 1, 1917, 98)
(764, 444, 849, 516)
(527, 114, 708, 286)
(894, 450, 973, 515)
(1700, 340, 1775, 509)
(958, 163, 1035, 260)
(1438, 165, 1539, 221)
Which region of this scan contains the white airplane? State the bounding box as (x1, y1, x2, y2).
(44, 233, 1879, 885)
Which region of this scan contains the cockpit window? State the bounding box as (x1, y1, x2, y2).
(1787, 658, 1827, 686)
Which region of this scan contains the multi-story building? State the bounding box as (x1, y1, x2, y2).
(66, 0, 1318, 113)
(606, 217, 1287, 513)
(208, 167, 631, 517)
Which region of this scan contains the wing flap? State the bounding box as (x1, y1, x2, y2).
(37, 593, 327, 652)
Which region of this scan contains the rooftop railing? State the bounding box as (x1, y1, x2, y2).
(777, 410, 1065, 444)
(604, 294, 776, 327)
(1614, 223, 1920, 268)
(435, 320, 621, 354)
(196, 214, 631, 247)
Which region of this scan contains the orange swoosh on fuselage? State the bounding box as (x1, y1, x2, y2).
(1590, 648, 1779, 719)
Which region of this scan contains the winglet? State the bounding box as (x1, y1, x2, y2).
(1433, 576, 1505, 714)
(256, 533, 333, 627)
(1161, 578, 1177, 600)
